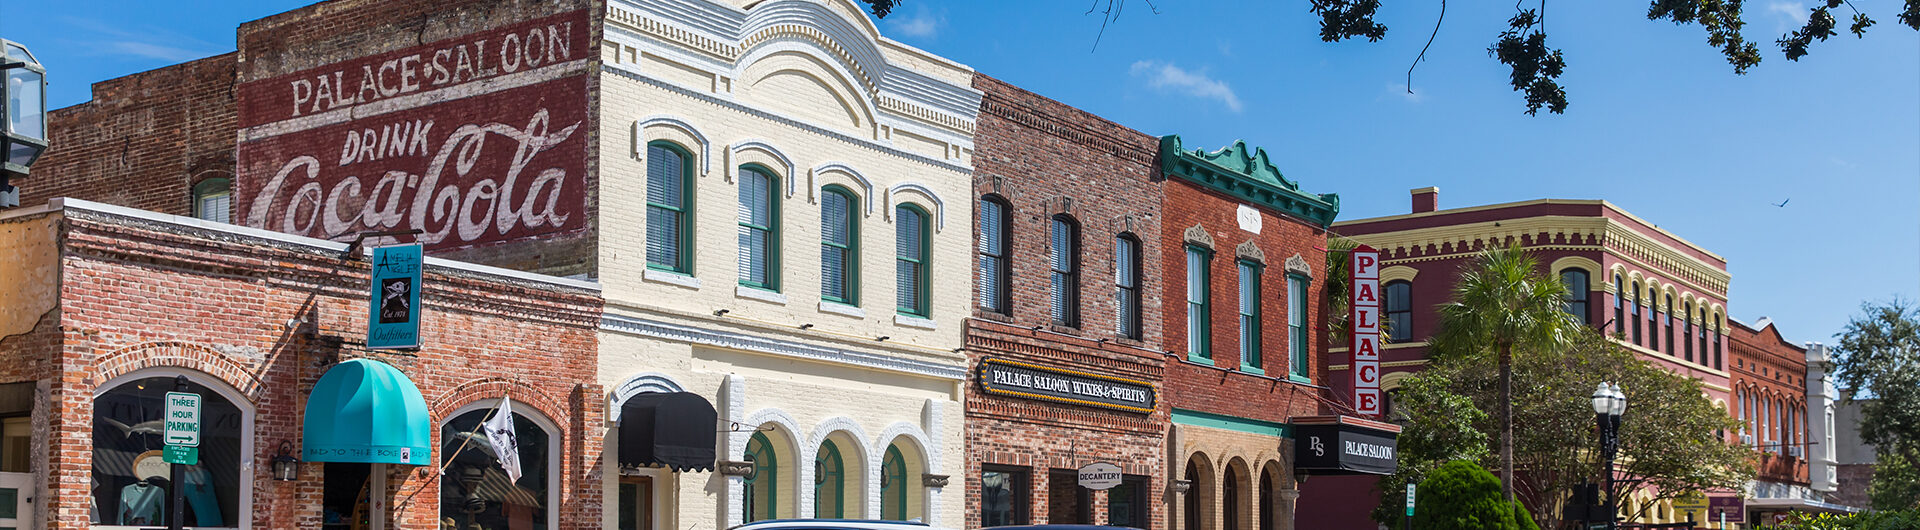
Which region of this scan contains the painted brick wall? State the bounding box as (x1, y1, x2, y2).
(1161, 180, 1329, 425)
(22, 54, 238, 217)
(0, 204, 603, 529)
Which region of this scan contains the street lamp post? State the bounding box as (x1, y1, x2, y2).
(1591, 382, 1627, 530)
(2, 38, 49, 208)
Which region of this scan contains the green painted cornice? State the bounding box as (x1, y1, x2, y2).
(1159, 135, 1341, 227)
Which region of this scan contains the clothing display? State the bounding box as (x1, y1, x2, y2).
(183, 465, 223, 527)
(119, 481, 164, 525)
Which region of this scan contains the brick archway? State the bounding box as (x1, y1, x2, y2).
(88, 341, 266, 402)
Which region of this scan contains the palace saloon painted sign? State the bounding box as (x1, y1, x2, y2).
(1349, 244, 1383, 416)
(236, 11, 590, 252)
(978, 359, 1157, 414)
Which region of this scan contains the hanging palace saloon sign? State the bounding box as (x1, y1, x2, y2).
(978, 359, 1156, 414)
(1349, 244, 1383, 416)
(235, 11, 591, 252)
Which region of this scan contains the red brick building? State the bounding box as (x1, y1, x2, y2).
(963, 75, 1169, 529)
(1730, 318, 1855, 519)
(0, 198, 603, 529)
(1156, 136, 1354, 530)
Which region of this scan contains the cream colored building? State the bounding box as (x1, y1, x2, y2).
(595, 0, 979, 528)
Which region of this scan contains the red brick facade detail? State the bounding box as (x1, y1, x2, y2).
(964, 75, 1168, 529)
(0, 205, 603, 529)
(1729, 320, 1811, 485)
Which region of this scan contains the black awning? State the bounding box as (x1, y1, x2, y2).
(618, 392, 717, 472)
(1291, 415, 1401, 476)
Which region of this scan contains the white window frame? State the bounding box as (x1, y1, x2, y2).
(441, 399, 562, 530)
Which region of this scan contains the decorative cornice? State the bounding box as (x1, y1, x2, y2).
(1353, 215, 1730, 296)
(1159, 135, 1339, 227)
(1235, 241, 1265, 264)
(1183, 224, 1214, 249)
(1285, 254, 1312, 277)
(600, 312, 966, 380)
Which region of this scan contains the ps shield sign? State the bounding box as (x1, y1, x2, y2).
(368, 244, 423, 350)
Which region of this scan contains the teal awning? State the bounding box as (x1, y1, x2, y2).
(303, 358, 431, 465)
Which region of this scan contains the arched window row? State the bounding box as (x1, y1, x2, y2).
(739, 423, 931, 523)
(1177, 453, 1292, 530)
(646, 140, 942, 320)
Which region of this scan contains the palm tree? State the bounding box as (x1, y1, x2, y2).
(1430, 243, 1581, 504)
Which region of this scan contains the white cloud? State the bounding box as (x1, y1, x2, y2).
(1768, 1, 1809, 24)
(887, 8, 943, 39)
(1129, 60, 1243, 112)
(61, 16, 223, 62)
(108, 41, 217, 62)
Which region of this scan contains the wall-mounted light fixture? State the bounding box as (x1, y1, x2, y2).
(271, 441, 299, 481)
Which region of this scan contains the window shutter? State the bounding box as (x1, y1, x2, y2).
(978, 200, 1004, 311)
(821, 192, 850, 301)
(646, 145, 684, 268)
(895, 208, 923, 313)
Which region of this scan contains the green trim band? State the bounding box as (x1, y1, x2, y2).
(1159, 135, 1340, 227)
(1171, 408, 1292, 438)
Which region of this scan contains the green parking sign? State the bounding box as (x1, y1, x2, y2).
(164, 392, 201, 447)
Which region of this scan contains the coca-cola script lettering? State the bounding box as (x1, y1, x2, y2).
(238, 76, 588, 250)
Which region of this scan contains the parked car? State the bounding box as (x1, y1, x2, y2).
(732, 519, 949, 530)
(986, 525, 1146, 530)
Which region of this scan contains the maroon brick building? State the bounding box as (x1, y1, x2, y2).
(0, 198, 603, 529)
(964, 75, 1169, 529)
(1156, 136, 1353, 530)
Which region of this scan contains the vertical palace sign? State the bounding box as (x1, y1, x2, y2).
(1349, 244, 1382, 416)
(236, 11, 591, 252)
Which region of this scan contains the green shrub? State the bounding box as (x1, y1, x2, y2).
(1411, 460, 1528, 530)
(1778, 509, 1920, 530)
(1511, 499, 1540, 530)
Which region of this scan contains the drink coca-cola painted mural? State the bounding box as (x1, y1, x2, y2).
(236, 11, 590, 251)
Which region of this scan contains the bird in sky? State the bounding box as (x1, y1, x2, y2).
(1772, 198, 1791, 207)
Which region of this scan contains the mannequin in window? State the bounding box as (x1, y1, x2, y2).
(120, 476, 166, 525)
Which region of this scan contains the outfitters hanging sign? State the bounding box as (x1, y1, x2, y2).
(236, 11, 591, 252)
(368, 244, 423, 350)
(1349, 244, 1383, 416)
(978, 359, 1156, 414)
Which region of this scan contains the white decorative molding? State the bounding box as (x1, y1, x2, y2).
(1183, 224, 1214, 249)
(730, 139, 798, 197)
(636, 115, 713, 176)
(736, 285, 789, 305)
(1235, 240, 1265, 264)
(894, 314, 936, 330)
(1285, 253, 1312, 277)
(811, 162, 875, 214)
(888, 182, 946, 231)
(607, 372, 690, 423)
(805, 416, 874, 517)
(601, 312, 965, 380)
(820, 301, 867, 319)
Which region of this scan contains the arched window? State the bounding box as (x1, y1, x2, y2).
(93, 374, 247, 528)
(1683, 302, 1695, 362)
(1050, 215, 1081, 327)
(814, 440, 844, 518)
(1560, 269, 1590, 323)
(1613, 275, 1626, 335)
(647, 142, 694, 273)
(1712, 317, 1723, 369)
(1258, 465, 1282, 530)
(192, 178, 232, 224)
(1223, 465, 1242, 530)
(895, 204, 931, 317)
(1182, 458, 1208, 530)
(1663, 294, 1675, 355)
(977, 196, 1011, 313)
(440, 402, 554, 530)
(880, 445, 907, 520)
(821, 186, 859, 305)
(1646, 287, 1659, 351)
(1698, 308, 1710, 363)
(1186, 246, 1213, 361)
(1736, 389, 1747, 439)
(744, 432, 778, 522)
(1237, 259, 1263, 372)
(1114, 234, 1143, 339)
(738, 166, 779, 291)
(1630, 281, 1642, 345)
(1384, 280, 1412, 342)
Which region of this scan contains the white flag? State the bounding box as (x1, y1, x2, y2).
(482, 398, 523, 483)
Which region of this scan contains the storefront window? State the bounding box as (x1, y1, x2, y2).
(880, 445, 906, 520)
(92, 375, 244, 528)
(1047, 469, 1089, 524)
(813, 441, 844, 518)
(980, 465, 1028, 527)
(1, 416, 26, 473)
(439, 407, 551, 530)
(1108, 475, 1149, 529)
(743, 432, 777, 522)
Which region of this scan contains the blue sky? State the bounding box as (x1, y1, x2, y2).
(4, 0, 1915, 346)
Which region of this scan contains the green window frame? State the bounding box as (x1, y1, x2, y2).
(1288, 273, 1311, 380)
(880, 445, 907, 520)
(744, 432, 777, 522)
(737, 165, 780, 291)
(814, 440, 844, 518)
(895, 204, 931, 317)
(821, 185, 860, 305)
(646, 141, 694, 273)
(192, 178, 232, 224)
(1186, 245, 1212, 362)
(1237, 259, 1263, 373)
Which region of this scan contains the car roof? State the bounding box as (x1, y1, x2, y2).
(985, 526, 1146, 530)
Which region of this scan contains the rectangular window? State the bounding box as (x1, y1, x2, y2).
(896, 206, 929, 316)
(1631, 296, 1642, 345)
(1713, 326, 1723, 369)
(1613, 276, 1625, 334)
(1683, 308, 1695, 362)
(1115, 236, 1142, 339)
(978, 198, 1010, 313)
(1289, 274, 1309, 380)
(981, 465, 1029, 527)
(1238, 260, 1262, 372)
(646, 144, 690, 272)
(1050, 218, 1080, 327)
(1560, 270, 1589, 323)
(1047, 469, 1091, 524)
(1384, 281, 1412, 342)
(736, 168, 777, 290)
(821, 190, 857, 304)
(1107, 475, 1150, 530)
(1186, 246, 1212, 361)
(1649, 305, 1661, 351)
(1664, 305, 1675, 355)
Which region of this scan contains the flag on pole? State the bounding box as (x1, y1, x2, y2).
(482, 398, 523, 483)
